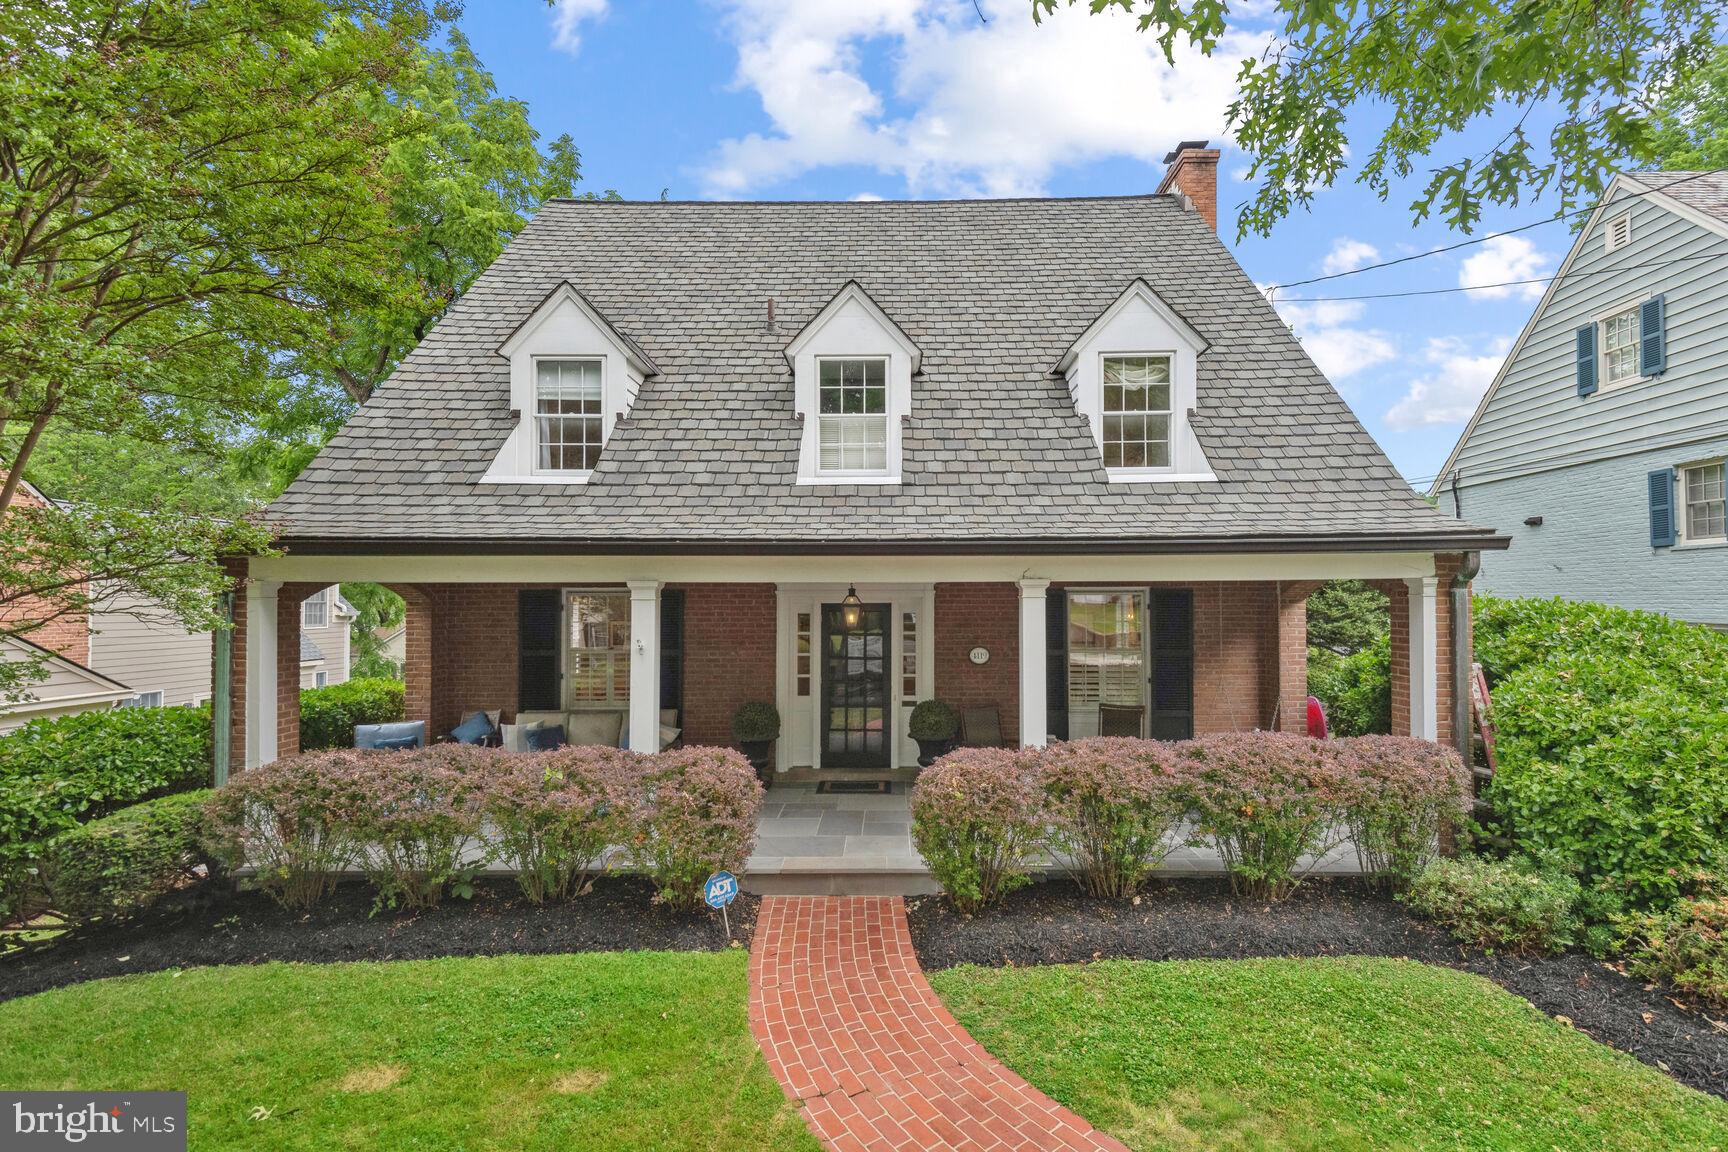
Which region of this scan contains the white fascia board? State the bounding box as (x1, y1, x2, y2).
(498, 282, 658, 378)
(250, 550, 1440, 586)
(1053, 279, 1209, 376)
(783, 281, 922, 374)
(1621, 174, 1728, 241)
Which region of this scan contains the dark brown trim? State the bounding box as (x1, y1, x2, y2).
(266, 532, 1511, 557)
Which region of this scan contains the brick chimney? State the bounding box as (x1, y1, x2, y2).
(1156, 140, 1220, 230)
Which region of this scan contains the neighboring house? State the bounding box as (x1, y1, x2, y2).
(295, 586, 357, 689)
(0, 636, 133, 733)
(1432, 170, 1728, 630)
(374, 622, 407, 675)
(220, 142, 1504, 782)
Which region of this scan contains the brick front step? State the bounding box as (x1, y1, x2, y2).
(749, 895, 1127, 1152)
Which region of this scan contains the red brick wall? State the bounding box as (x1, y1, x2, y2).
(1375, 558, 1467, 746)
(0, 473, 90, 664)
(677, 583, 777, 749)
(1189, 582, 1278, 733)
(934, 583, 1021, 744)
(224, 562, 248, 775)
(1155, 145, 1222, 230)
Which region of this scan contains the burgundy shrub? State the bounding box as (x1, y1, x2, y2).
(202, 750, 367, 911)
(1041, 737, 1187, 898)
(1331, 735, 1470, 887)
(910, 747, 1044, 912)
(485, 745, 638, 903)
(631, 746, 762, 911)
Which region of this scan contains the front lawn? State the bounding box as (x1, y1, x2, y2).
(932, 956, 1728, 1152)
(0, 951, 817, 1152)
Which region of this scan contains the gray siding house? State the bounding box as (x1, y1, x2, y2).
(1433, 171, 1728, 630)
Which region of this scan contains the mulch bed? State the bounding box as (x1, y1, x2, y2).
(0, 877, 749, 1004)
(908, 877, 1728, 1100)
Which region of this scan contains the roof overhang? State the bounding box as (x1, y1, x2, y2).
(498, 281, 659, 377)
(1053, 278, 1210, 376)
(783, 280, 922, 374)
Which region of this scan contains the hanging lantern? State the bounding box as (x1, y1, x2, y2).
(839, 584, 864, 630)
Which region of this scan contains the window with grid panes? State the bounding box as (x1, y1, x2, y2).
(817, 358, 888, 473)
(1101, 355, 1172, 469)
(536, 359, 604, 472)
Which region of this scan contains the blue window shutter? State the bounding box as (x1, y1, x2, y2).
(1575, 325, 1597, 396)
(1640, 294, 1667, 376)
(1649, 468, 1677, 548)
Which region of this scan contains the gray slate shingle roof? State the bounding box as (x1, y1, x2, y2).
(267, 195, 1500, 551)
(1632, 170, 1728, 224)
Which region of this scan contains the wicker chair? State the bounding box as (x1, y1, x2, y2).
(959, 706, 1007, 748)
(1097, 704, 1145, 738)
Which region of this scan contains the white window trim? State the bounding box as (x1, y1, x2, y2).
(482, 282, 655, 486)
(312, 671, 329, 689)
(813, 355, 893, 479)
(1056, 280, 1216, 483)
(1677, 457, 1728, 548)
(1604, 211, 1632, 253)
(560, 586, 632, 711)
(788, 282, 917, 486)
(301, 588, 329, 629)
(1593, 294, 1652, 393)
(123, 689, 165, 709)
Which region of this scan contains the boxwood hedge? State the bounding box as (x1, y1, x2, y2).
(299, 677, 405, 751)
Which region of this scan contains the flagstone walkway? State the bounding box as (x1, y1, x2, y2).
(749, 895, 1127, 1152)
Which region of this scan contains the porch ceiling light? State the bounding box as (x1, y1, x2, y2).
(840, 585, 864, 630)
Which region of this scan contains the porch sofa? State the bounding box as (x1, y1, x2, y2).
(505, 709, 681, 752)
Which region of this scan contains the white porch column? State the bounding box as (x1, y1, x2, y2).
(628, 581, 662, 753)
(1406, 575, 1439, 741)
(244, 578, 280, 768)
(1017, 579, 1050, 748)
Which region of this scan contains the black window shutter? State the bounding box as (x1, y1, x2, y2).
(1575, 324, 1597, 397)
(517, 588, 562, 711)
(1639, 294, 1667, 377)
(1148, 589, 1194, 740)
(1649, 468, 1678, 549)
(659, 588, 685, 717)
(1045, 589, 1069, 741)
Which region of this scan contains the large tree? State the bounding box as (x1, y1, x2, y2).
(1650, 41, 1728, 167)
(1038, 0, 1725, 237)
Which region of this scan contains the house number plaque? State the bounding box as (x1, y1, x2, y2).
(968, 646, 990, 665)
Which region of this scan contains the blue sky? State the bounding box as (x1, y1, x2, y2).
(457, 0, 1593, 487)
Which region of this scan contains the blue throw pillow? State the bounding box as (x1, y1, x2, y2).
(451, 712, 494, 745)
(524, 724, 565, 751)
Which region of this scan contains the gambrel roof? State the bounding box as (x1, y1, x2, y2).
(267, 195, 1500, 553)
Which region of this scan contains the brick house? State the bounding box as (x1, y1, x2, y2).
(223, 142, 1505, 777)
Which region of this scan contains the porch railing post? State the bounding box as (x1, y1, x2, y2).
(1405, 574, 1439, 741)
(1017, 579, 1050, 748)
(627, 581, 662, 753)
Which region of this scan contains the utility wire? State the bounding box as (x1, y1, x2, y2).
(1271, 250, 1725, 304)
(1260, 168, 1726, 293)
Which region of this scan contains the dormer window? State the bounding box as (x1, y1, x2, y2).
(1055, 280, 1216, 483)
(483, 283, 657, 485)
(787, 282, 919, 485)
(536, 358, 604, 473)
(1101, 355, 1172, 469)
(818, 358, 889, 473)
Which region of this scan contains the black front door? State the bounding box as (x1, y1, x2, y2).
(821, 603, 891, 769)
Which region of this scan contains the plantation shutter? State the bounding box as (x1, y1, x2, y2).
(517, 588, 562, 711)
(1639, 294, 1667, 377)
(1045, 589, 1069, 742)
(1649, 468, 1678, 549)
(659, 587, 685, 717)
(1575, 325, 1597, 397)
(1147, 589, 1194, 740)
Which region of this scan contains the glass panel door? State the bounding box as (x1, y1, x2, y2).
(1066, 591, 1146, 738)
(821, 604, 891, 768)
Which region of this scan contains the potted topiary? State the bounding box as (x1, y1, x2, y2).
(908, 699, 960, 768)
(732, 701, 780, 785)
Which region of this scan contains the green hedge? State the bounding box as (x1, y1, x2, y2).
(1308, 633, 1391, 737)
(0, 705, 212, 920)
(299, 678, 405, 751)
(1476, 596, 1728, 910)
(43, 789, 213, 922)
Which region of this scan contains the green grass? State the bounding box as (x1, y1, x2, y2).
(0, 951, 818, 1151)
(931, 956, 1728, 1152)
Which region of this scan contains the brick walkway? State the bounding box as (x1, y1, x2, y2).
(749, 896, 1127, 1152)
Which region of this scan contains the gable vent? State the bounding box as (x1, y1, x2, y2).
(1605, 212, 1632, 253)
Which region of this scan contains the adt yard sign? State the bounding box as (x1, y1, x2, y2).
(704, 870, 738, 909)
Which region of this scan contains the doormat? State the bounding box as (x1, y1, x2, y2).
(815, 780, 894, 795)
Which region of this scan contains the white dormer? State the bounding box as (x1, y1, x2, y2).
(482, 282, 658, 485)
(786, 281, 919, 485)
(1055, 279, 1216, 483)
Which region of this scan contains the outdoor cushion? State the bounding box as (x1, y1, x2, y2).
(514, 711, 566, 731)
(355, 720, 426, 750)
(450, 711, 494, 745)
(524, 724, 566, 751)
(659, 724, 681, 749)
(460, 709, 503, 729)
(567, 710, 624, 748)
(499, 721, 545, 754)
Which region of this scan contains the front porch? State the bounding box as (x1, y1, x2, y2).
(222, 550, 1469, 882)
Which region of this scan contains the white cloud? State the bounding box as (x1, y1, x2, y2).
(1458, 235, 1550, 301)
(1384, 336, 1512, 430)
(700, 0, 1263, 197)
(1320, 237, 1380, 276)
(550, 0, 608, 55)
(851, 192, 886, 201)
(1267, 294, 1396, 382)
